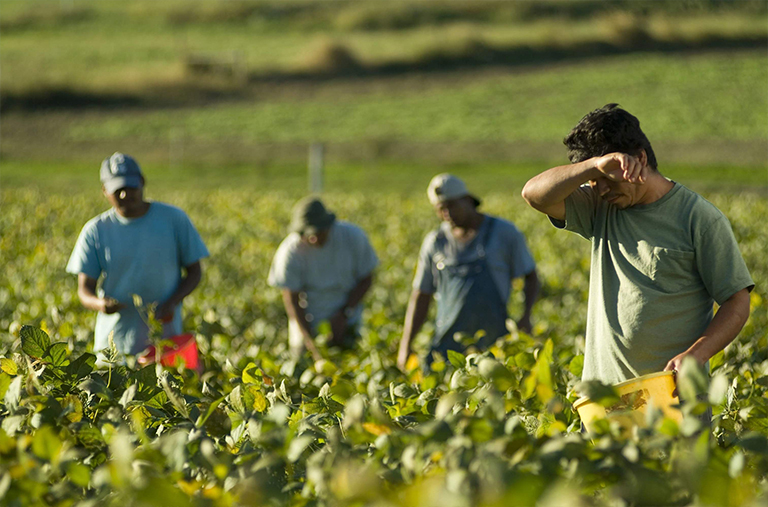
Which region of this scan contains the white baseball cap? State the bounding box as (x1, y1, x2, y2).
(100, 152, 143, 194)
(427, 173, 481, 206)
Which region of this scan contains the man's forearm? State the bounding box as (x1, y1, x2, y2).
(281, 289, 321, 358)
(687, 289, 751, 363)
(164, 262, 202, 307)
(77, 273, 122, 313)
(340, 274, 373, 313)
(522, 159, 599, 211)
(521, 270, 540, 319)
(398, 291, 432, 366)
(281, 291, 314, 339)
(77, 285, 105, 312)
(665, 289, 751, 371)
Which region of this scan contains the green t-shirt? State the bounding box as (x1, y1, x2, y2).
(552, 182, 754, 384)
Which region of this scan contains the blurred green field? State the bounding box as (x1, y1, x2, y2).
(2, 0, 766, 95)
(2, 0, 766, 185)
(59, 52, 766, 144)
(2, 50, 767, 187)
(1, 3, 768, 503)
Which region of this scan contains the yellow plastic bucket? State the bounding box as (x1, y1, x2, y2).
(573, 371, 682, 434)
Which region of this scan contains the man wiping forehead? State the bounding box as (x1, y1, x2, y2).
(522, 104, 753, 385)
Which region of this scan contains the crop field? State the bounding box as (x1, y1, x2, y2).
(1, 186, 767, 506)
(2, 0, 768, 505)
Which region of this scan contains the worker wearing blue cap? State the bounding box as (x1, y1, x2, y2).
(67, 153, 209, 360)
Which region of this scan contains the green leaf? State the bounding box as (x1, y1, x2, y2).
(20, 325, 50, 359)
(45, 342, 70, 367)
(286, 435, 314, 462)
(514, 352, 535, 370)
(228, 385, 245, 414)
(242, 362, 263, 385)
(446, 350, 465, 369)
(32, 426, 62, 462)
(4, 376, 22, 411)
(0, 358, 17, 376)
(708, 373, 729, 405)
(160, 374, 189, 419)
(77, 377, 109, 398)
(1, 415, 25, 435)
(678, 356, 709, 402)
(66, 353, 96, 380)
(66, 462, 91, 487)
(729, 452, 745, 478)
(244, 385, 267, 412)
(575, 380, 620, 408)
(709, 350, 725, 373)
(132, 363, 158, 388)
(74, 425, 105, 449)
(737, 433, 768, 454)
(568, 355, 584, 378)
(196, 397, 225, 427)
(523, 339, 555, 403)
(0, 373, 11, 401)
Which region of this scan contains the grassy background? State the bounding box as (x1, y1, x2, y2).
(1, 0, 766, 191)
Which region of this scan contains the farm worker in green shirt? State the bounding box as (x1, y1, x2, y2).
(397, 174, 540, 370)
(66, 153, 209, 360)
(268, 197, 378, 362)
(522, 104, 754, 385)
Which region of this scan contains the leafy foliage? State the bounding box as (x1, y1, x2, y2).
(1, 188, 766, 506)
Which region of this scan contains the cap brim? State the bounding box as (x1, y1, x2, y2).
(429, 193, 481, 207)
(291, 213, 336, 235)
(103, 175, 142, 195)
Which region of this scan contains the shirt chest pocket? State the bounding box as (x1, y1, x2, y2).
(649, 247, 697, 293)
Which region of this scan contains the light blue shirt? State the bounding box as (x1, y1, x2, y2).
(67, 202, 209, 355)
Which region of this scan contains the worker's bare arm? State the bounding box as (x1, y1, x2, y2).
(664, 288, 751, 371)
(157, 261, 203, 321)
(76, 273, 125, 314)
(521, 154, 647, 221)
(280, 288, 322, 361)
(397, 291, 433, 371)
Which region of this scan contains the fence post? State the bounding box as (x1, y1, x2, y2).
(308, 143, 324, 193)
(170, 128, 184, 170)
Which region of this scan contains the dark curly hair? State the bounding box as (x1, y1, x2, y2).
(563, 104, 658, 171)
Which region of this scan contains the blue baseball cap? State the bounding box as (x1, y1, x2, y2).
(100, 153, 143, 194)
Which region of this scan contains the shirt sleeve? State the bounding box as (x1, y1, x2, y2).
(412, 232, 437, 294)
(268, 237, 303, 292)
(352, 227, 379, 280)
(174, 210, 209, 267)
(549, 185, 599, 240)
(66, 220, 102, 279)
(501, 223, 536, 279)
(695, 215, 754, 305)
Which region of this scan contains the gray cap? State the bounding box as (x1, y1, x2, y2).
(290, 197, 336, 235)
(100, 153, 143, 194)
(427, 173, 480, 206)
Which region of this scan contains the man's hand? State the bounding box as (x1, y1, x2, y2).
(664, 350, 705, 373)
(155, 301, 176, 323)
(307, 342, 323, 363)
(595, 153, 648, 185)
(100, 297, 125, 314)
(397, 343, 410, 372)
(516, 315, 532, 335)
(329, 311, 348, 346)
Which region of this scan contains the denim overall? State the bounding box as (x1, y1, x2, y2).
(429, 217, 508, 361)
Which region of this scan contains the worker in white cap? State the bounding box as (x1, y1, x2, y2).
(398, 174, 539, 370)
